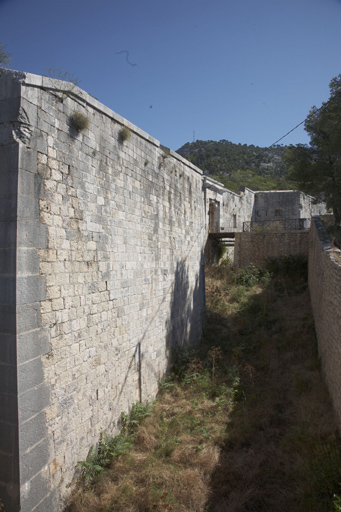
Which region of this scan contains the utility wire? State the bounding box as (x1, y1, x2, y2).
(267, 102, 326, 149)
(268, 119, 306, 148)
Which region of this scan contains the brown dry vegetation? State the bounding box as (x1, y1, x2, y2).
(66, 260, 341, 512)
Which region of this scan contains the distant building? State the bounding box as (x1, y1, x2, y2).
(203, 176, 327, 234)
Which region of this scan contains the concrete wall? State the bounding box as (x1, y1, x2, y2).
(0, 69, 206, 512)
(308, 217, 341, 429)
(234, 230, 309, 268)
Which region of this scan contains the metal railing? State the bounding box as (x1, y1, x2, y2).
(243, 218, 311, 232)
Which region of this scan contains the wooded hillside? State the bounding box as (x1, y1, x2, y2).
(177, 140, 294, 192)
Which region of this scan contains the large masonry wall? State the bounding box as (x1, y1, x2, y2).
(203, 178, 256, 233)
(308, 217, 341, 429)
(234, 231, 309, 268)
(0, 70, 206, 512)
(253, 190, 326, 221)
(0, 71, 21, 512)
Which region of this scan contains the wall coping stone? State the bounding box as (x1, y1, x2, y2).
(0, 68, 203, 178)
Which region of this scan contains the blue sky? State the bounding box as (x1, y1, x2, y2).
(1, 0, 341, 151)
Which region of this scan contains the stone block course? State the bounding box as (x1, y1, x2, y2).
(234, 231, 309, 268)
(308, 217, 341, 430)
(0, 69, 206, 511)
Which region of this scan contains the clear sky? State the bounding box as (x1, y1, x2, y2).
(1, 0, 341, 151)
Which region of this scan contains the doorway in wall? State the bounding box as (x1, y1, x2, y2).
(209, 201, 220, 233)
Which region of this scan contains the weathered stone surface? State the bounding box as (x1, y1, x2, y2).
(0, 70, 206, 511)
(1, 69, 332, 512)
(234, 231, 309, 268)
(309, 217, 341, 430)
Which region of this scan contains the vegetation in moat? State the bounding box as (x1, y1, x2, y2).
(176, 139, 295, 192)
(66, 257, 341, 512)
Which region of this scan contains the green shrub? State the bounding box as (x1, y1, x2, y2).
(217, 244, 227, 260)
(234, 264, 271, 288)
(119, 126, 131, 143)
(265, 254, 308, 279)
(77, 401, 153, 483)
(77, 433, 133, 482)
(70, 111, 89, 132)
(121, 401, 154, 435)
(332, 492, 341, 511)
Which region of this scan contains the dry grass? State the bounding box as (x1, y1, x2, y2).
(66, 262, 341, 512)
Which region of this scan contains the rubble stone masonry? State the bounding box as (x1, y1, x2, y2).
(0, 70, 206, 511)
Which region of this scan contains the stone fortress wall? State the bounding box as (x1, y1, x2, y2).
(0, 70, 206, 512)
(0, 68, 337, 512)
(203, 176, 326, 235)
(234, 230, 309, 268)
(308, 217, 341, 429)
(253, 190, 326, 221)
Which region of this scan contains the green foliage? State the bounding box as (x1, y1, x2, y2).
(158, 376, 175, 392)
(223, 255, 234, 267)
(77, 433, 133, 482)
(121, 401, 154, 435)
(301, 441, 341, 509)
(77, 402, 153, 483)
(234, 264, 271, 288)
(0, 43, 12, 67)
(119, 126, 131, 143)
(211, 240, 227, 262)
(217, 243, 227, 260)
(70, 111, 89, 132)
(332, 492, 341, 511)
(177, 139, 293, 192)
(285, 74, 341, 224)
(265, 254, 308, 279)
(169, 343, 198, 381)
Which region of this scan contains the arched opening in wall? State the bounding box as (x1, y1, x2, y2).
(209, 201, 220, 233)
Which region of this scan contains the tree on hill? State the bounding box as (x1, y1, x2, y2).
(285, 75, 341, 224)
(0, 43, 12, 67)
(177, 139, 293, 192)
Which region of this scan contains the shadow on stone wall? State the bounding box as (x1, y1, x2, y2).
(114, 254, 205, 412)
(165, 254, 205, 370)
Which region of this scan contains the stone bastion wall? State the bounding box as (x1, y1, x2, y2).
(0, 70, 206, 511)
(308, 217, 341, 430)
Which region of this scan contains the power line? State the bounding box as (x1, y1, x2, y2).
(268, 119, 306, 148)
(267, 103, 326, 149)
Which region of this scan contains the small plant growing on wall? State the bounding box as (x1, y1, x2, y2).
(71, 111, 89, 132)
(119, 126, 131, 143)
